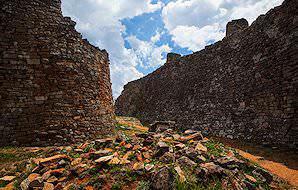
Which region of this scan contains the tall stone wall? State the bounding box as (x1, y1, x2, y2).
(116, 0, 297, 148)
(0, 0, 115, 146)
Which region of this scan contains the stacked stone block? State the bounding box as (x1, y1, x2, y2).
(116, 0, 297, 148)
(0, 0, 115, 146)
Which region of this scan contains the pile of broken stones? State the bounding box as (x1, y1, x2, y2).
(0, 120, 289, 190)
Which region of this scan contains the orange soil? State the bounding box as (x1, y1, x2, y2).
(116, 117, 149, 132)
(238, 149, 298, 187)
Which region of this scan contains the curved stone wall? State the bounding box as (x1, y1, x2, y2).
(0, 0, 115, 146)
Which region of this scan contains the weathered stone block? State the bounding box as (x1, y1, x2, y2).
(226, 18, 249, 37)
(0, 0, 115, 146)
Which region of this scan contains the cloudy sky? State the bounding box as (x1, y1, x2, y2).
(61, 0, 283, 98)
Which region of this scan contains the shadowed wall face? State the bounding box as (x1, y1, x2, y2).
(116, 0, 297, 148)
(0, 0, 115, 146)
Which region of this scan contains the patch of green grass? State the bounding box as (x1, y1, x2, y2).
(176, 181, 206, 190)
(87, 166, 101, 175)
(110, 166, 123, 173)
(175, 171, 225, 190)
(83, 145, 92, 153)
(136, 180, 150, 190)
(0, 153, 15, 160)
(135, 113, 143, 121)
(13, 180, 20, 189)
(69, 184, 77, 190)
(70, 153, 81, 158)
(91, 172, 102, 180)
(204, 140, 224, 158)
(0, 181, 10, 188)
(111, 182, 122, 190)
(0, 150, 37, 164)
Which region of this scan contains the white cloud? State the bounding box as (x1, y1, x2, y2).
(110, 64, 144, 98)
(171, 24, 225, 51)
(162, 0, 224, 31)
(150, 31, 162, 43)
(162, 0, 283, 52)
(62, 0, 163, 98)
(61, 0, 283, 98)
(229, 0, 284, 23)
(127, 35, 172, 68)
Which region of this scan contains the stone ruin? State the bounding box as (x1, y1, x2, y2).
(226, 18, 249, 37)
(0, 0, 115, 146)
(116, 0, 297, 148)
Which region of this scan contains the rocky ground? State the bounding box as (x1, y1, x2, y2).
(0, 117, 294, 190)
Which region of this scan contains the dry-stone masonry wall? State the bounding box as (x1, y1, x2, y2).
(116, 0, 297, 148)
(0, 0, 115, 146)
(226, 18, 249, 37)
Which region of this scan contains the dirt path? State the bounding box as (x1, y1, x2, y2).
(211, 137, 298, 188)
(238, 149, 298, 188)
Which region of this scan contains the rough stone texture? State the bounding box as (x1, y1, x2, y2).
(116, 0, 297, 148)
(0, 0, 115, 146)
(226, 18, 249, 37)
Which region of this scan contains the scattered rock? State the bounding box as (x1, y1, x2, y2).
(92, 149, 112, 159)
(46, 176, 58, 183)
(0, 176, 16, 184)
(159, 152, 175, 164)
(195, 142, 207, 152)
(94, 155, 114, 164)
(197, 155, 207, 162)
(252, 168, 273, 183)
(243, 180, 255, 190)
(150, 167, 174, 190)
(71, 158, 82, 166)
(177, 156, 196, 167)
(232, 179, 243, 190)
(174, 143, 185, 149)
(133, 162, 144, 170)
(34, 154, 69, 165)
(245, 174, 257, 183)
(215, 156, 244, 169)
(133, 145, 141, 150)
(42, 168, 65, 181)
(43, 182, 55, 190)
(122, 151, 133, 160)
(125, 143, 132, 149)
(143, 137, 154, 146)
(94, 138, 113, 147)
(200, 162, 224, 175)
(74, 149, 83, 153)
(174, 165, 186, 182)
(184, 129, 198, 135)
(145, 164, 154, 171)
(20, 173, 44, 190)
(143, 152, 151, 159)
(108, 157, 120, 165)
(157, 141, 168, 148)
(119, 159, 131, 165)
(154, 141, 170, 157)
(172, 134, 181, 140)
(1, 116, 289, 190)
(149, 121, 176, 132)
(180, 132, 203, 142)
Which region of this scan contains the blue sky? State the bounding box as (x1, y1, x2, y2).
(62, 0, 283, 98)
(121, 8, 192, 74)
